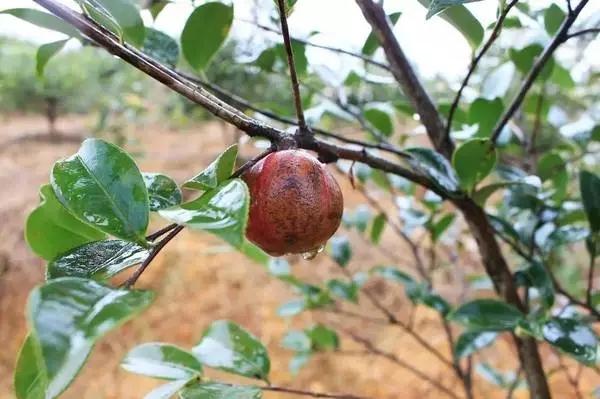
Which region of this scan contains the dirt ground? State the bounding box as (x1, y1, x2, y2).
(0, 114, 596, 399)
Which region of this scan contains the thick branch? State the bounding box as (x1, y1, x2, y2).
(491, 0, 590, 143)
(445, 0, 519, 138)
(355, 0, 453, 158)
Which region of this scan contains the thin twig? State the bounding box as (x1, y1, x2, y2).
(261, 385, 369, 399)
(505, 367, 523, 399)
(586, 237, 597, 306)
(146, 223, 178, 241)
(276, 0, 307, 131)
(491, 0, 591, 144)
(555, 352, 584, 399)
(340, 329, 461, 399)
(239, 19, 390, 71)
(445, 0, 519, 138)
(123, 225, 184, 288)
(566, 28, 600, 39)
(230, 146, 275, 178)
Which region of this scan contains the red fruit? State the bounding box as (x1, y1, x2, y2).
(243, 149, 344, 256)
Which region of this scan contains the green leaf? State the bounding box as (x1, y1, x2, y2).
(429, 213, 455, 242)
(327, 279, 358, 303)
(543, 318, 598, 364)
(80, 0, 124, 41)
(468, 98, 504, 138)
(406, 147, 461, 196)
(181, 2, 234, 71)
(146, 379, 191, 399)
(143, 173, 182, 211)
(550, 64, 575, 89)
(36, 40, 68, 77)
(274, 0, 298, 16)
(192, 320, 270, 381)
(370, 213, 386, 244)
(329, 236, 352, 267)
(362, 12, 401, 55)
(481, 63, 515, 100)
(277, 299, 306, 317)
(580, 171, 600, 232)
(371, 265, 415, 285)
(454, 331, 498, 359)
(122, 343, 203, 380)
(448, 299, 523, 331)
(426, 0, 483, 19)
(364, 106, 394, 137)
(25, 185, 106, 261)
(15, 277, 153, 399)
(544, 4, 566, 36)
(51, 138, 150, 245)
(281, 331, 311, 352)
(473, 181, 523, 206)
(306, 325, 339, 351)
(537, 152, 567, 200)
(406, 283, 452, 315)
(416, 0, 483, 48)
(1, 8, 81, 38)
(509, 44, 555, 81)
(183, 145, 238, 191)
(180, 383, 261, 399)
(160, 179, 248, 248)
(88, 0, 146, 47)
(518, 262, 555, 309)
(452, 139, 497, 192)
(46, 239, 149, 280)
(142, 28, 180, 67)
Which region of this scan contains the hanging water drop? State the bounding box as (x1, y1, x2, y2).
(301, 245, 325, 260)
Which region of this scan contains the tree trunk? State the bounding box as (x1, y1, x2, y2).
(455, 198, 552, 399)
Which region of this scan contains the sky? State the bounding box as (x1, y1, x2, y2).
(0, 0, 598, 81)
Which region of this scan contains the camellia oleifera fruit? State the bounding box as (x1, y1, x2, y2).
(243, 149, 344, 257)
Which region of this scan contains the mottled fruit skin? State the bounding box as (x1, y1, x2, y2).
(243, 150, 344, 256)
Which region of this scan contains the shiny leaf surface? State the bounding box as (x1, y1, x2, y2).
(543, 318, 598, 364)
(88, 0, 145, 47)
(46, 239, 149, 280)
(144, 173, 182, 211)
(51, 139, 149, 245)
(454, 331, 498, 359)
(160, 179, 248, 248)
(179, 383, 261, 399)
(142, 28, 179, 67)
(406, 147, 461, 197)
(15, 278, 153, 399)
(192, 320, 270, 381)
(183, 145, 238, 191)
(122, 343, 203, 380)
(580, 171, 600, 232)
(448, 299, 523, 331)
(26, 185, 106, 261)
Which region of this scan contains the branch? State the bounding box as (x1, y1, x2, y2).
(240, 19, 390, 71)
(340, 329, 461, 399)
(491, 0, 591, 144)
(355, 0, 452, 158)
(566, 28, 600, 39)
(32, 0, 438, 194)
(181, 73, 412, 160)
(276, 0, 307, 131)
(445, 0, 519, 138)
(261, 385, 369, 399)
(586, 238, 596, 306)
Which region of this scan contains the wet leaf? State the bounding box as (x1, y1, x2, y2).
(142, 28, 179, 67)
(448, 299, 523, 331)
(143, 173, 182, 211)
(452, 139, 497, 192)
(454, 331, 498, 359)
(184, 145, 238, 191)
(180, 382, 261, 399)
(122, 343, 203, 380)
(543, 317, 598, 364)
(51, 138, 149, 245)
(192, 320, 270, 381)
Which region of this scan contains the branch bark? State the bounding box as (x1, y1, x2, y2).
(491, 0, 590, 143)
(355, 0, 453, 158)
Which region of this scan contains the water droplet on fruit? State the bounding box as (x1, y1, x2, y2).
(302, 245, 325, 260)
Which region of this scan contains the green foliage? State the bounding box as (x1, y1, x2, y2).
(15, 278, 153, 399)
(452, 139, 497, 192)
(542, 318, 598, 364)
(51, 139, 150, 246)
(25, 185, 107, 261)
(184, 145, 238, 191)
(181, 2, 234, 71)
(192, 320, 270, 382)
(122, 343, 203, 380)
(416, 0, 483, 48)
(143, 173, 183, 211)
(84, 0, 145, 46)
(448, 299, 523, 331)
(580, 171, 600, 233)
(454, 331, 498, 359)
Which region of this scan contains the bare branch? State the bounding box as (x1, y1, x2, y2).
(567, 28, 600, 39)
(276, 0, 307, 131)
(340, 329, 461, 399)
(491, 0, 591, 144)
(445, 0, 519, 138)
(239, 19, 390, 71)
(261, 385, 370, 399)
(355, 0, 452, 158)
